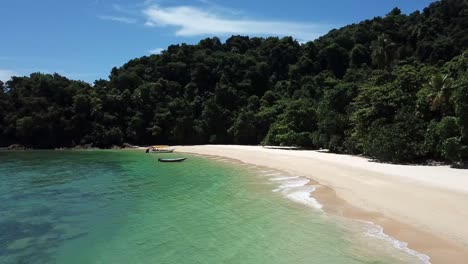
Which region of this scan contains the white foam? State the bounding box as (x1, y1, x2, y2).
(262, 172, 282, 176)
(264, 173, 429, 263)
(286, 185, 323, 209)
(272, 178, 310, 192)
(268, 175, 323, 210)
(269, 176, 299, 181)
(361, 220, 431, 264)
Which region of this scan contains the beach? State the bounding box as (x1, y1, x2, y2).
(177, 145, 468, 264)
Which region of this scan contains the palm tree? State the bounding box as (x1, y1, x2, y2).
(371, 34, 396, 69)
(410, 24, 427, 42)
(428, 73, 454, 115)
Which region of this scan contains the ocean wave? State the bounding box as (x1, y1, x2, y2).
(269, 176, 299, 181)
(360, 220, 431, 264)
(285, 185, 323, 209)
(272, 178, 310, 192)
(267, 173, 430, 263)
(269, 176, 323, 210)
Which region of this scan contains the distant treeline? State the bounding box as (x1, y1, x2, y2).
(1, 0, 468, 164)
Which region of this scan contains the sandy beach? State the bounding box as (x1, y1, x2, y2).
(177, 145, 468, 264)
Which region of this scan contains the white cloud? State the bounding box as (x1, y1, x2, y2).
(97, 15, 137, 24)
(148, 48, 164, 54)
(143, 5, 329, 41)
(0, 69, 17, 82)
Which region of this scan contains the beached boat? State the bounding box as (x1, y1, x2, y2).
(262, 146, 301, 150)
(152, 145, 169, 148)
(158, 158, 187, 163)
(147, 148, 175, 153)
(146, 145, 175, 153)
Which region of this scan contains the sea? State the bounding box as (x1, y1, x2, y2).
(0, 150, 429, 264)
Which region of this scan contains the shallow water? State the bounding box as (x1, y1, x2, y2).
(0, 150, 424, 263)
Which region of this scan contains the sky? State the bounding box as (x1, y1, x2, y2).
(0, 0, 436, 83)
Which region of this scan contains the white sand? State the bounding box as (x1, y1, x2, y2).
(177, 145, 468, 252)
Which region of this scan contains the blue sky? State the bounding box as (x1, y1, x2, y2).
(0, 0, 435, 83)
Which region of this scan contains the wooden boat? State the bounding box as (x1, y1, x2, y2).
(158, 158, 187, 163)
(152, 145, 169, 148)
(262, 146, 301, 150)
(146, 148, 175, 153)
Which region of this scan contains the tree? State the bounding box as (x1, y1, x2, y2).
(442, 137, 461, 163)
(371, 34, 397, 69)
(364, 114, 427, 163)
(318, 43, 349, 77)
(455, 75, 468, 146)
(428, 73, 454, 114)
(228, 110, 258, 144)
(350, 44, 370, 67)
(1, 0, 467, 165)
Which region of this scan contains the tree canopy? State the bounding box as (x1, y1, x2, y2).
(1, 0, 467, 164)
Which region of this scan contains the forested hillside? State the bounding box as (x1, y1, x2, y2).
(1, 0, 467, 163)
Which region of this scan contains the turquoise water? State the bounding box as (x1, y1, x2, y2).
(0, 150, 422, 263)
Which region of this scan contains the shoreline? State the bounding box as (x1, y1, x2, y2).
(177, 145, 468, 264)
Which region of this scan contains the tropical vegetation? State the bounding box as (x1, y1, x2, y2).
(1, 0, 467, 164)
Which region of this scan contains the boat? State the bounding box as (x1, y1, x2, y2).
(152, 145, 169, 148)
(146, 145, 175, 153)
(158, 158, 187, 163)
(262, 146, 301, 150)
(146, 148, 175, 153)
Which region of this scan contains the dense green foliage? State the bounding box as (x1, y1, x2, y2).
(1, 0, 467, 163)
